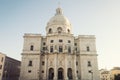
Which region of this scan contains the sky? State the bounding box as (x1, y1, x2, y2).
(0, 0, 120, 70)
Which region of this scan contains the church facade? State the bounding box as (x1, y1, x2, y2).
(20, 7, 100, 80)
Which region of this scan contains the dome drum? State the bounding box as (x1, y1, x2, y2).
(46, 25, 71, 34)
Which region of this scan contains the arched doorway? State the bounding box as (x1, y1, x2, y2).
(58, 68, 64, 80)
(49, 68, 54, 80)
(67, 68, 73, 79)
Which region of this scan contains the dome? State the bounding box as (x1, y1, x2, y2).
(46, 7, 72, 35)
(47, 7, 71, 26)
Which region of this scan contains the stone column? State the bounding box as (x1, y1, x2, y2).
(38, 54, 41, 80)
(44, 54, 48, 80)
(74, 55, 78, 80)
(65, 54, 68, 80)
(54, 53, 57, 80)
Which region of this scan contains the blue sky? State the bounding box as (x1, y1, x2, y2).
(0, 0, 120, 69)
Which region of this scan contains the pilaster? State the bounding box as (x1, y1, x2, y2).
(54, 53, 57, 80)
(44, 54, 48, 80)
(65, 54, 68, 80)
(74, 55, 78, 80)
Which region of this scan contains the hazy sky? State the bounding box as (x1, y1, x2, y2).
(0, 0, 120, 70)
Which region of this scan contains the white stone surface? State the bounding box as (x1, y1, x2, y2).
(20, 7, 100, 80)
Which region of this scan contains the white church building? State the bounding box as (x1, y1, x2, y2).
(20, 7, 100, 80)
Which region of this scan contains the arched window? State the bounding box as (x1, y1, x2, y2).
(88, 61, 92, 67)
(67, 68, 73, 79)
(68, 46, 71, 53)
(87, 46, 90, 51)
(58, 68, 64, 80)
(48, 28, 52, 33)
(57, 27, 62, 33)
(50, 46, 53, 53)
(30, 45, 34, 51)
(28, 60, 32, 66)
(68, 29, 70, 33)
(49, 68, 54, 79)
(76, 61, 78, 66)
(59, 46, 63, 53)
(42, 61, 45, 65)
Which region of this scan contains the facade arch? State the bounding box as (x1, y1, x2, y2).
(48, 68, 54, 80)
(58, 68, 64, 80)
(57, 27, 62, 33)
(48, 28, 52, 34)
(30, 45, 34, 51)
(67, 29, 70, 33)
(67, 68, 73, 79)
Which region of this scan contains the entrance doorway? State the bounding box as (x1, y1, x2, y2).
(58, 68, 64, 80)
(49, 68, 54, 80)
(67, 68, 73, 79)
